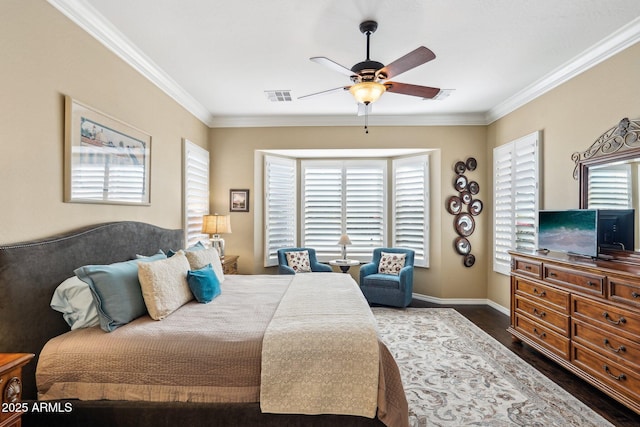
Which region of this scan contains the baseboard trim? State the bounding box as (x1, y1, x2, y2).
(412, 293, 510, 316)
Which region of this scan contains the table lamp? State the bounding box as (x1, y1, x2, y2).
(337, 234, 352, 260)
(202, 214, 232, 257)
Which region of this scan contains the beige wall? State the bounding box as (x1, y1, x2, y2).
(209, 125, 488, 300)
(0, 0, 209, 244)
(486, 42, 640, 309)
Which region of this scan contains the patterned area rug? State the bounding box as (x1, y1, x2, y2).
(372, 308, 613, 427)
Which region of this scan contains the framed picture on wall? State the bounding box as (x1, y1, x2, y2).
(230, 189, 249, 212)
(64, 95, 152, 205)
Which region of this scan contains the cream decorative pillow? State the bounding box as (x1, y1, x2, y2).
(185, 247, 225, 283)
(285, 250, 312, 273)
(138, 250, 193, 320)
(378, 252, 406, 275)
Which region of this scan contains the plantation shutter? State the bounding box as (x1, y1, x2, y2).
(587, 164, 632, 209)
(183, 140, 210, 247)
(493, 131, 540, 275)
(302, 160, 386, 261)
(392, 155, 429, 267)
(264, 155, 297, 266)
(345, 161, 386, 259)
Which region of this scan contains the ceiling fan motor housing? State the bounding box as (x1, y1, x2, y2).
(350, 60, 385, 82)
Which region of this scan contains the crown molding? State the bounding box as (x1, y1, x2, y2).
(209, 113, 487, 128)
(49, 1, 640, 129)
(486, 16, 640, 124)
(47, 0, 215, 126)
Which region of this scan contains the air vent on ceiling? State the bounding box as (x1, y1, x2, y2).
(265, 90, 293, 102)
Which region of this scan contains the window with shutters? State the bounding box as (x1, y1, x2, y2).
(302, 160, 386, 262)
(264, 155, 297, 266)
(586, 163, 632, 209)
(392, 155, 430, 267)
(493, 131, 540, 275)
(183, 140, 210, 247)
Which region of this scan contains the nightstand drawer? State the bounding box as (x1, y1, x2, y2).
(221, 255, 238, 275)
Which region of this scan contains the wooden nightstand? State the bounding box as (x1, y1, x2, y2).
(1, 353, 34, 427)
(221, 255, 239, 275)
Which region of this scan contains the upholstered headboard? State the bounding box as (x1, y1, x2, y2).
(0, 221, 183, 399)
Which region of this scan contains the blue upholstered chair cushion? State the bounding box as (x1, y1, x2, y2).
(359, 248, 415, 308)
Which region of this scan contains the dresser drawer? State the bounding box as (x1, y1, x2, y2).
(514, 313, 570, 359)
(572, 318, 640, 369)
(572, 342, 640, 403)
(512, 258, 542, 279)
(572, 295, 640, 340)
(608, 276, 640, 308)
(514, 277, 570, 314)
(544, 265, 605, 296)
(515, 295, 570, 336)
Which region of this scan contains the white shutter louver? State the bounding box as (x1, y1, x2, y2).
(183, 140, 210, 247)
(393, 155, 429, 267)
(493, 131, 540, 275)
(264, 155, 297, 266)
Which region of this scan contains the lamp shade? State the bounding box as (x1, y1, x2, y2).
(348, 82, 386, 104)
(337, 234, 352, 246)
(202, 214, 232, 235)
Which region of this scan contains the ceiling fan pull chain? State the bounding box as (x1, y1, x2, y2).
(364, 103, 369, 134)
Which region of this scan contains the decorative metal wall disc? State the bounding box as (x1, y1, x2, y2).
(461, 191, 472, 204)
(454, 175, 467, 192)
(446, 195, 462, 215)
(455, 213, 475, 237)
(464, 253, 476, 267)
(470, 199, 483, 216)
(454, 161, 466, 175)
(455, 237, 471, 255)
(468, 181, 479, 195)
(466, 157, 477, 171)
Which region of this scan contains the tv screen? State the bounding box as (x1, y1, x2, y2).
(598, 209, 635, 251)
(538, 210, 598, 258)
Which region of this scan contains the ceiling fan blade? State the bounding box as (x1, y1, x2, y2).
(377, 46, 436, 80)
(310, 57, 354, 77)
(357, 103, 372, 116)
(298, 86, 350, 100)
(385, 82, 441, 99)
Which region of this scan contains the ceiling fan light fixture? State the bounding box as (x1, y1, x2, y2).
(349, 81, 386, 104)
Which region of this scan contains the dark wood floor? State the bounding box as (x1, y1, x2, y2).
(409, 299, 640, 426)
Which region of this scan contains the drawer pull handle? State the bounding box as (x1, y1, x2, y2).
(632, 291, 639, 299)
(603, 365, 626, 381)
(525, 265, 531, 270)
(548, 272, 557, 277)
(532, 328, 546, 339)
(603, 312, 626, 325)
(532, 288, 546, 297)
(586, 281, 596, 287)
(532, 308, 546, 318)
(603, 339, 626, 354)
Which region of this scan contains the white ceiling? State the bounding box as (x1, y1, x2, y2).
(49, 0, 640, 127)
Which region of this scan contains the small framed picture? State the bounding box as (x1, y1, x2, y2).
(230, 189, 249, 212)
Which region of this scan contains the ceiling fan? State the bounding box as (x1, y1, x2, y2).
(300, 20, 441, 118)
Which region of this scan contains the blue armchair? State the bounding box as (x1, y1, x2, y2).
(277, 248, 333, 275)
(359, 248, 415, 307)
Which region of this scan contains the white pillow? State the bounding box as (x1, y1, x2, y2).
(50, 276, 100, 330)
(185, 247, 225, 283)
(138, 250, 193, 320)
(285, 250, 312, 273)
(378, 252, 406, 275)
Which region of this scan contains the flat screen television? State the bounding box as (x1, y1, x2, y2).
(538, 210, 598, 258)
(597, 209, 635, 251)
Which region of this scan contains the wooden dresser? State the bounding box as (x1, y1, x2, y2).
(509, 250, 640, 414)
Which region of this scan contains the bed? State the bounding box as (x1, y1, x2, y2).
(0, 222, 408, 427)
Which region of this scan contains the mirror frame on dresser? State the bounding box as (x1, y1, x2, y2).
(573, 117, 640, 263)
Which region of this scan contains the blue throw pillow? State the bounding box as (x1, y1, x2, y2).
(187, 263, 221, 303)
(167, 241, 205, 257)
(74, 253, 167, 332)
